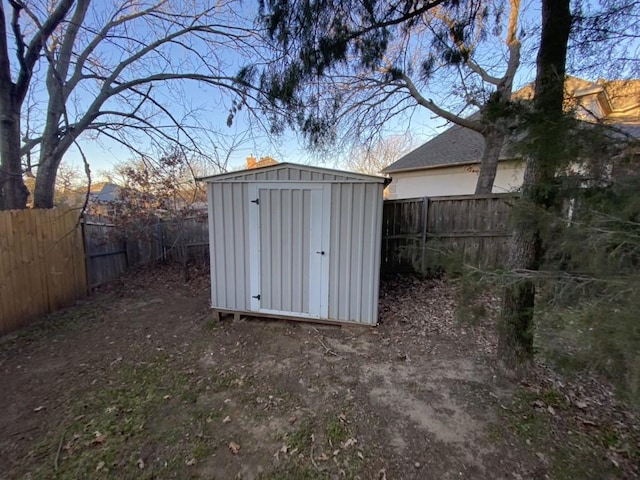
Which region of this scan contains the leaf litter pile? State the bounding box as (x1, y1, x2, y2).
(0, 266, 638, 479)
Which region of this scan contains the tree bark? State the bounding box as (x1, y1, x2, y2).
(498, 0, 571, 372)
(33, 146, 66, 209)
(475, 126, 507, 194)
(0, 97, 28, 210)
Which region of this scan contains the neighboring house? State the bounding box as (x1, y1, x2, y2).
(86, 182, 122, 218)
(383, 77, 640, 199)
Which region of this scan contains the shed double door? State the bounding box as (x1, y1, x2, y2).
(249, 184, 330, 318)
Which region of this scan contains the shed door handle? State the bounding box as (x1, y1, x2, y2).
(316, 251, 325, 255)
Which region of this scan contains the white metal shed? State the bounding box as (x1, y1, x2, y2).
(201, 163, 387, 325)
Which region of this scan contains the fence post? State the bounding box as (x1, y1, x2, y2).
(80, 214, 91, 295)
(421, 197, 429, 271)
(124, 237, 130, 268)
(157, 218, 164, 262)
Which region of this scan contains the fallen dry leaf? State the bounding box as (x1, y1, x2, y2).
(342, 438, 357, 448)
(137, 458, 145, 469)
(223, 415, 231, 424)
(185, 458, 196, 466)
(96, 461, 105, 471)
(92, 432, 107, 445)
(288, 415, 297, 424)
(33, 406, 45, 412)
(229, 441, 240, 454)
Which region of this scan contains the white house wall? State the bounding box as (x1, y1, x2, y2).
(387, 160, 525, 199)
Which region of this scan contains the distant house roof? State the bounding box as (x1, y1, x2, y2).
(381, 124, 517, 173)
(88, 182, 121, 202)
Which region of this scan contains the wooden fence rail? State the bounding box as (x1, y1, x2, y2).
(381, 194, 516, 274)
(0, 209, 87, 334)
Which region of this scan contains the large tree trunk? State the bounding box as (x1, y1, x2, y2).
(475, 126, 507, 194)
(0, 100, 28, 210)
(33, 148, 65, 209)
(498, 0, 571, 372)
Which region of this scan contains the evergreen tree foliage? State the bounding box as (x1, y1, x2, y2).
(256, 0, 524, 173)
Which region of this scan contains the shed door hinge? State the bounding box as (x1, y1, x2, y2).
(251, 198, 260, 205)
(252, 294, 261, 300)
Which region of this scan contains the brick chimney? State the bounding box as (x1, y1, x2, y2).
(246, 155, 257, 169)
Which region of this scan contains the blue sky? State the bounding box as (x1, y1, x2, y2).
(51, 0, 546, 178)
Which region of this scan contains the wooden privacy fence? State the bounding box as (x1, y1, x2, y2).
(83, 216, 163, 289)
(381, 194, 516, 273)
(1, 210, 207, 334)
(161, 215, 209, 264)
(82, 215, 207, 289)
(0, 209, 87, 334)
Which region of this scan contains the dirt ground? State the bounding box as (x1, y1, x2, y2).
(1, 266, 638, 479)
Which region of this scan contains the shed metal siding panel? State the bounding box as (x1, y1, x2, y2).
(327, 183, 383, 324)
(208, 182, 250, 311)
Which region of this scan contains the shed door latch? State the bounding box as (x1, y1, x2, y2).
(252, 294, 261, 300)
(251, 198, 260, 205)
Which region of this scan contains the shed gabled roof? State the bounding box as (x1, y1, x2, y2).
(199, 162, 388, 183)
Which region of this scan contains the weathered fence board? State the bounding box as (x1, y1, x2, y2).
(0, 209, 87, 334)
(82, 215, 206, 289)
(83, 219, 128, 289)
(82, 216, 164, 288)
(381, 194, 516, 274)
(161, 216, 209, 264)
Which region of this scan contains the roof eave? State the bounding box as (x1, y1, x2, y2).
(383, 157, 521, 174)
(197, 162, 388, 183)
(383, 160, 481, 174)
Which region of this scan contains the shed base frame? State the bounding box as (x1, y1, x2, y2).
(210, 307, 376, 327)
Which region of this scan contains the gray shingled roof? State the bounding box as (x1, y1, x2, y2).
(90, 183, 121, 202)
(381, 124, 514, 173)
(382, 120, 640, 174)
